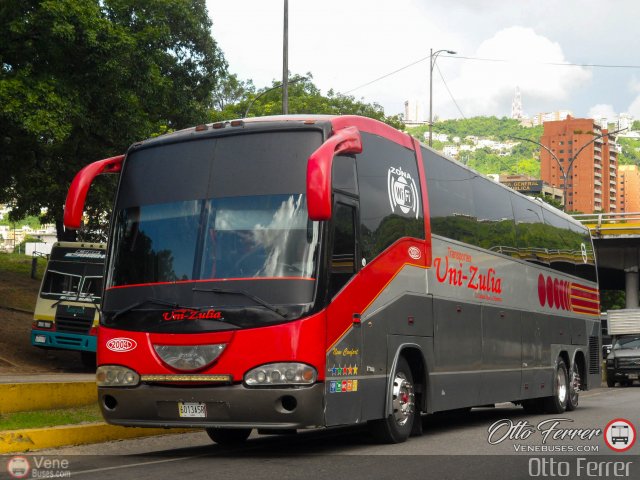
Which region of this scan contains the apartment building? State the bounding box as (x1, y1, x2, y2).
(618, 165, 640, 212)
(539, 116, 618, 213)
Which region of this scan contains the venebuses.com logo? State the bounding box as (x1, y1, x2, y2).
(487, 418, 602, 453)
(487, 417, 637, 454)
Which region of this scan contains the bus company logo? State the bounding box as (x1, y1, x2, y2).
(106, 337, 137, 352)
(162, 308, 224, 321)
(387, 166, 419, 219)
(537, 274, 571, 311)
(7, 456, 29, 479)
(604, 418, 636, 452)
(434, 255, 502, 295)
(408, 246, 422, 260)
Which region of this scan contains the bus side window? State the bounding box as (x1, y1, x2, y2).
(329, 202, 357, 298)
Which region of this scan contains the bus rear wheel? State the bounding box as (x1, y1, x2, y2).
(566, 361, 581, 411)
(368, 357, 416, 444)
(206, 428, 252, 446)
(543, 358, 569, 414)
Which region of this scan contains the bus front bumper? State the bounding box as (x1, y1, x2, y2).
(31, 329, 97, 352)
(98, 382, 326, 430)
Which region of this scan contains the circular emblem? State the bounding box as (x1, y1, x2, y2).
(604, 418, 636, 452)
(408, 246, 422, 260)
(7, 457, 30, 479)
(106, 337, 137, 352)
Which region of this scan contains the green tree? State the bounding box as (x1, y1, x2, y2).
(0, 0, 227, 240)
(407, 117, 543, 176)
(618, 137, 640, 166)
(211, 73, 404, 130)
(601, 290, 625, 311)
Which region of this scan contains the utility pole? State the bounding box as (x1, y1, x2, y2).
(428, 49, 456, 146)
(282, 0, 289, 114)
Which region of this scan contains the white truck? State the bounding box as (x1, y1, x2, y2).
(606, 310, 640, 387)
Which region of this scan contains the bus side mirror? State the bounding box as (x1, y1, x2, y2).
(306, 126, 362, 221)
(64, 155, 125, 229)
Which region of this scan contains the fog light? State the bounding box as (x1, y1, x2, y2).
(97, 365, 140, 387)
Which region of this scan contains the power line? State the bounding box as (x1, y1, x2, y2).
(435, 63, 466, 120)
(343, 53, 433, 94)
(344, 54, 640, 95)
(452, 55, 640, 69)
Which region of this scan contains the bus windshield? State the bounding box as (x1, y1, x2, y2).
(40, 261, 104, 302)
(111, 193, 318, 284)
(104, 130, 323, 330)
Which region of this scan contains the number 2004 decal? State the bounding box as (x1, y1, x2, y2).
(106, 337, 137, 352)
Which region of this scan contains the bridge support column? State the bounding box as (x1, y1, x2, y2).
(625, 267, 639, 309)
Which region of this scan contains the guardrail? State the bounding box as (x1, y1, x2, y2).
(572, 212, 640, 237)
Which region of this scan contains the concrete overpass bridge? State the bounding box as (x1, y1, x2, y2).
(574, 212, 640, 310)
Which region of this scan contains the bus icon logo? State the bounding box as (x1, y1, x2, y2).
(604, 418, 636, 452)
(7, 456, 30, 478)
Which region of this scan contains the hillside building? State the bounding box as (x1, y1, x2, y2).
(618, 165, 640, 213)
(539, 116, 619, 213)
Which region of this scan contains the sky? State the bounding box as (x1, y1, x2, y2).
(206, 0, 640, 123)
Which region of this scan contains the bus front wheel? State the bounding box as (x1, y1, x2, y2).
(368, 356, 416, 444)
(206, 428, 252, 446)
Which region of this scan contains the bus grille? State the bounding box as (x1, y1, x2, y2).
(588, 336, 600, 374)
(55, 305, 95, 334)
(616, 357, 640, 369)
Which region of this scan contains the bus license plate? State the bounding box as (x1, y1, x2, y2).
(628, 374, 639, 380)
(178, 402, 207, 418)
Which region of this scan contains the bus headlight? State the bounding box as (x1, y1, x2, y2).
(96, 365, 140, 387)
(244, 363, 317, 387)
(153, 344, 226, 371)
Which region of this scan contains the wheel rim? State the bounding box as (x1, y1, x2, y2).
(570, 364, 580, 405)
(557, 368, 567, 404)
(391, 371, 415, 426)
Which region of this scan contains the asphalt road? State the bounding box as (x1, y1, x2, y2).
(5, 386, 640, 480)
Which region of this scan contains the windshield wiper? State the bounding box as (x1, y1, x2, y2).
(192, 287, 287, 318)
(112, 297, 189, 320)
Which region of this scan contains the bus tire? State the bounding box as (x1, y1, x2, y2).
(566, 361, 581, 411)
(205, 428, 252, 446)
(606, 377, 615, 388)
(368, 357, 416, 444)
(543, 358, 569, 414)
(80, 351, 97, 370)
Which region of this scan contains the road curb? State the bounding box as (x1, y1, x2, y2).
(0, 423, 196, 453)
(0, 382, 96, 414)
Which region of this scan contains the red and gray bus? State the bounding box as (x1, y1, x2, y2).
(64, 115, 601, 445)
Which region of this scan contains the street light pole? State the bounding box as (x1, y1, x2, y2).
(282, 0, 289, 114)
(243, 76, 307, 118)
(513, 126, 626, 211)
(429, 48, 456, 147)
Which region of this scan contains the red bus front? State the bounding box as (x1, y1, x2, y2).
(93, 123, 336, 432)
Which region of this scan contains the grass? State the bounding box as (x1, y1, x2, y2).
(0, 252, 45, 311)
(0, 251, 45, 279)
(0, 403, 103, 431)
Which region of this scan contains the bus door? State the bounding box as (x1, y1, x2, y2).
(325, 193, 364, 426)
